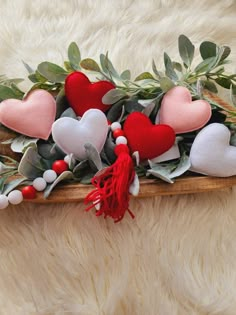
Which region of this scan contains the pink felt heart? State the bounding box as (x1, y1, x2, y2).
(159, 86, 211, 134)
(0, 89, 56, 140)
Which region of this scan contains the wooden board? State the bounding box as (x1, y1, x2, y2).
(24, 176, 236, 203)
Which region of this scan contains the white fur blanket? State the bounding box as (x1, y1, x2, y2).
(0, 1, 236, 314)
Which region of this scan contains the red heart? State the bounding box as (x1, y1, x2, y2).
(65, 72, 115, 116)
(123, 112, 175, 160)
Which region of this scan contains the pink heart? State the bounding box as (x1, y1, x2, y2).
(0, 89, 56, 140)
(159, 86, 211, 134)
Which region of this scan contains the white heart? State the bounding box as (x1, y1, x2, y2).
(52, 109, 108, 160)
(190, 123, 236, 177)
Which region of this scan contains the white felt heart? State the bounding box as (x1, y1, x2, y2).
(0, 89, 56, 140)
(190, 123, 236, 177)
(52, 109, 108, 160)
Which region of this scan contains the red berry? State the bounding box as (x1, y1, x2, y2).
(21, 186, 36, 199)
(52, 160, 69, 175)
(113, 129, 125, 139)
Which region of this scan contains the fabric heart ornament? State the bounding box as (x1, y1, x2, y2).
(123, 112, 175, 160)
(159, 86, 211, 133)
(190, 123, 236, 177)
(52, 109, 108, 160)
(0, 89, 56, 140)
(65, 71, 115, 117)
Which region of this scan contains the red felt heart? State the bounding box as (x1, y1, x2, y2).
(123, 112, 175, 160)
(65, 72, 115, 117)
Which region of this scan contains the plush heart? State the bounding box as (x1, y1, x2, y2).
(52, 109, 108, 160)
(0, 89, 56, 140)
(65, 71, 115, 117)
(123, 112, 175, 160)
(159, 86, 211, 134)
(190, 123, 236, 177)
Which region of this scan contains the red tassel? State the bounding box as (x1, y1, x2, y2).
(85, 144, 135, 222)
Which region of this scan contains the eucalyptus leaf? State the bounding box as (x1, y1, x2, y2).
(178, 34, 195, 67)
(11, 136, 38, 153)
(201, 80, 218, 93)
(60, 107, 77, 119)
(3, 178, 28, 195)
(37, 142, 64, 160)
(135, 72, 155, 81)
(164, 53, 178, 81)
(0, 85, 19, 100)
(37, 62, 67, 83)
(0, 176, 8, 194)
(18, 147, 45, 180)
(106, 99, 125, 122)
(73, 160, 89, 177)
(28, 73, 38, 83)
(200, 41, 217, 60)
(215, 77, 231, 89)
(80, 58, 100, 72)
(230, 84, 236, 107)
(125, 99, 144, 113)
(44, 171, 74, 198)
(219, 46, 231, 62)
(84, 143, 103, 171)
(79, 172, 95, 184)
(159, 77, 175, 92)
(103, 131, 116, 164)
(194, 56, 217, 73)
(56, 88, 70, 119)
(120, 70, 131, 80)
(68, 42, 81, 70)
(102, 89, 126, 105)
(172, 62, 182, 72)
(22, 60, 34, 74)
(100, 53, 120, 79)
(152, 59, 162, 79)
(142, 101, 156, 117)
(169, 153, 191, 179)
(147, 168, 174, 184)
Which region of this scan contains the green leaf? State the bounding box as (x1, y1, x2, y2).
(135, 72, 155, 81)
(106, 99, 125, 122)
(28, 73, 38, 83)
(18, 147, 45, 180)
(80, 58, 100, 72)
(64, 61, 75, 72)
(159, 77, 175, 92)
(60, 107, 77, 119)
(147, 163, 174, 184)
(164, 53, 178, 81)
(200, 41, 217, 60)
(215, 77, 232, 89)
(0, 176, 8, 193)
(178, 34, 195, 67)
(2, 178, 28, 195)
(172, 62, 182, 72)
(169, 153, 191, 179)
(68, 42, 81, 70)
(219, 46, 231, 62)
(37, 62, 67, 83)
(102, 89, 126, 105)
(22, 60, 34, 74)
(120, 70, 131, 80)
(84, 143, 103, 171)
(201, 80, 218, 93)
(11, 135, 38, 153)
(152, 59, 162, 79)
(194, 56, 217, 73)
(230, 83, 236, 107)
(100, 53, 119, 78)
(44, 171, 73, 198)
(0, 85, 19, 100)
(56, 88, 70, 119)
(73, 160, 89, 177)
(125, 99, 144, 113)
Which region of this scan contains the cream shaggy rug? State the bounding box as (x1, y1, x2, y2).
(0, 0, 236, 314)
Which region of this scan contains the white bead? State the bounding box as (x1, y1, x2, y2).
(33, 177, 47, 191)
(64, 155, 70, 164)
(43, 170, 57, 183)
(8, 190, 23, 205)
(116, 136, 127, 145)
(0, 195, 9, 209)
(111, 122, 121, 131)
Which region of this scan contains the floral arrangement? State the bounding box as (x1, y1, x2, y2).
(0, 35, 236, 222)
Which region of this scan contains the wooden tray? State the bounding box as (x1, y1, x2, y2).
(23, 176, 236, 203)
(1, 91, 236, 203)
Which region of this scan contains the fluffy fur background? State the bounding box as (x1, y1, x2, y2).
(0, 0, 236, 314)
